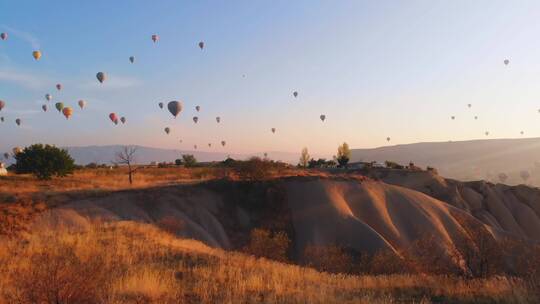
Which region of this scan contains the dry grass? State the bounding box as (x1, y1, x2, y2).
(0, 222, 536, 304)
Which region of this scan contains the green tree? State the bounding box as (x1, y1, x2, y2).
(15, 144, 75, 180)
(299, 147, 310, 168)
(336, 142, 351, 168)
(182, 154, 197, 167)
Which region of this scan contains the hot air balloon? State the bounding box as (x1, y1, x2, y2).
(32, 50, 41, 60)
(62, 107, 73, 119)
(504, 59, 509, 65)
(0, 33, 7, 40)
(195, 105, 200, 112)
(198, 41, 204, 50)
(521, 131, 524, 135)
(129, 56, 135, 63)
(193, 116, 198, 124)
(78, 100, 86, 109)
(264, 152, 268, 158)
(451, 116, 455, 120)
(474, 116, 478, 120)
(0, 117, 4, 122)
(387, 137, 391, 142)
(45, 94, 52, 101)
(0, 100, 4, 111)
(42, 104, 47, 112)
(152, 34, 159, 43)
(221, 140, 226, 147)
(56, 84, 62, 91)
(13, 147, 23, 155)
(96, 72, 106, 84)
(15, 118, 21, 126)
(164, 127, 170, 134)
(467, 104, 471, 108)
(120, 117, 126, 124)
(485, 131, 489, 136)
(293, 91, 298, 98)
(208, 143, 212, 147)
(194, 145, 197, 149)
(109, 113, 118, 124)
(158, 102, 164, 109)
(3, 153, 8, 160)
(55, 102, 64, 112)
(320, 114, 326, 121)
(167, 101, 182, 118)
(271, 128, 276, 133)
(216, 116, 221, 123)
(179, 139, 183, 143)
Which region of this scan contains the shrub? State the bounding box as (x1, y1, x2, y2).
(14, 144, 75, 180)
(385, 161, 404, 169)
(174, 158, 183, 166)
(236, 157, 275, 181)
(303, 245, 352, 274)
(182, 154, 197, 168)
(244, 228, 290, 263)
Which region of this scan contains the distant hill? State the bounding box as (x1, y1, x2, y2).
(351, 138, 540, 185)
(64, 145, 301, 165)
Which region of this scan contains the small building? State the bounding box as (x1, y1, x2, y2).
(0, 163, 7, 176)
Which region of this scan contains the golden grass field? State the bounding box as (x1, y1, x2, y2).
(0, 167, 539, 303)
(1, 222, 536, 304)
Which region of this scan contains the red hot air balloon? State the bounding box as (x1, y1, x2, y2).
(109, 113, 118, 125)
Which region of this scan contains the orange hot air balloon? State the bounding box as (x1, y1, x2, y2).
(32, 50, 42, 60)
(62, 107, 73, 119)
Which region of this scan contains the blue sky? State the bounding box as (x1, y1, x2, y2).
(2, 1, 540, 156)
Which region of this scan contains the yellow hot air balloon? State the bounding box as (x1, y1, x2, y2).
(62, 107, 73, 119)
(32, 50, 42, 60)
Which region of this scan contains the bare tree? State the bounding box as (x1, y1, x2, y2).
(114, 146, 138, 184)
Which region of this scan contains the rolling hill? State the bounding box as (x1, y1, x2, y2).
(351, 138, 540, 185)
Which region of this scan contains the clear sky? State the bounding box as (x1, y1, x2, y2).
(2, 1, 540, 156)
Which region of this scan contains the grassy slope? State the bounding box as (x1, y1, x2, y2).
(0, 222, 535, 304)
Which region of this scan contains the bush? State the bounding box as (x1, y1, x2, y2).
(385, 161, 404, 169)
(303, 245, 352, 274)
(244, 228, 290, 263)
(237, 157, 272, 180)
(182, 154, 197, 168)
(174, 158, 183, 166)
(14, 144, 75, 180)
